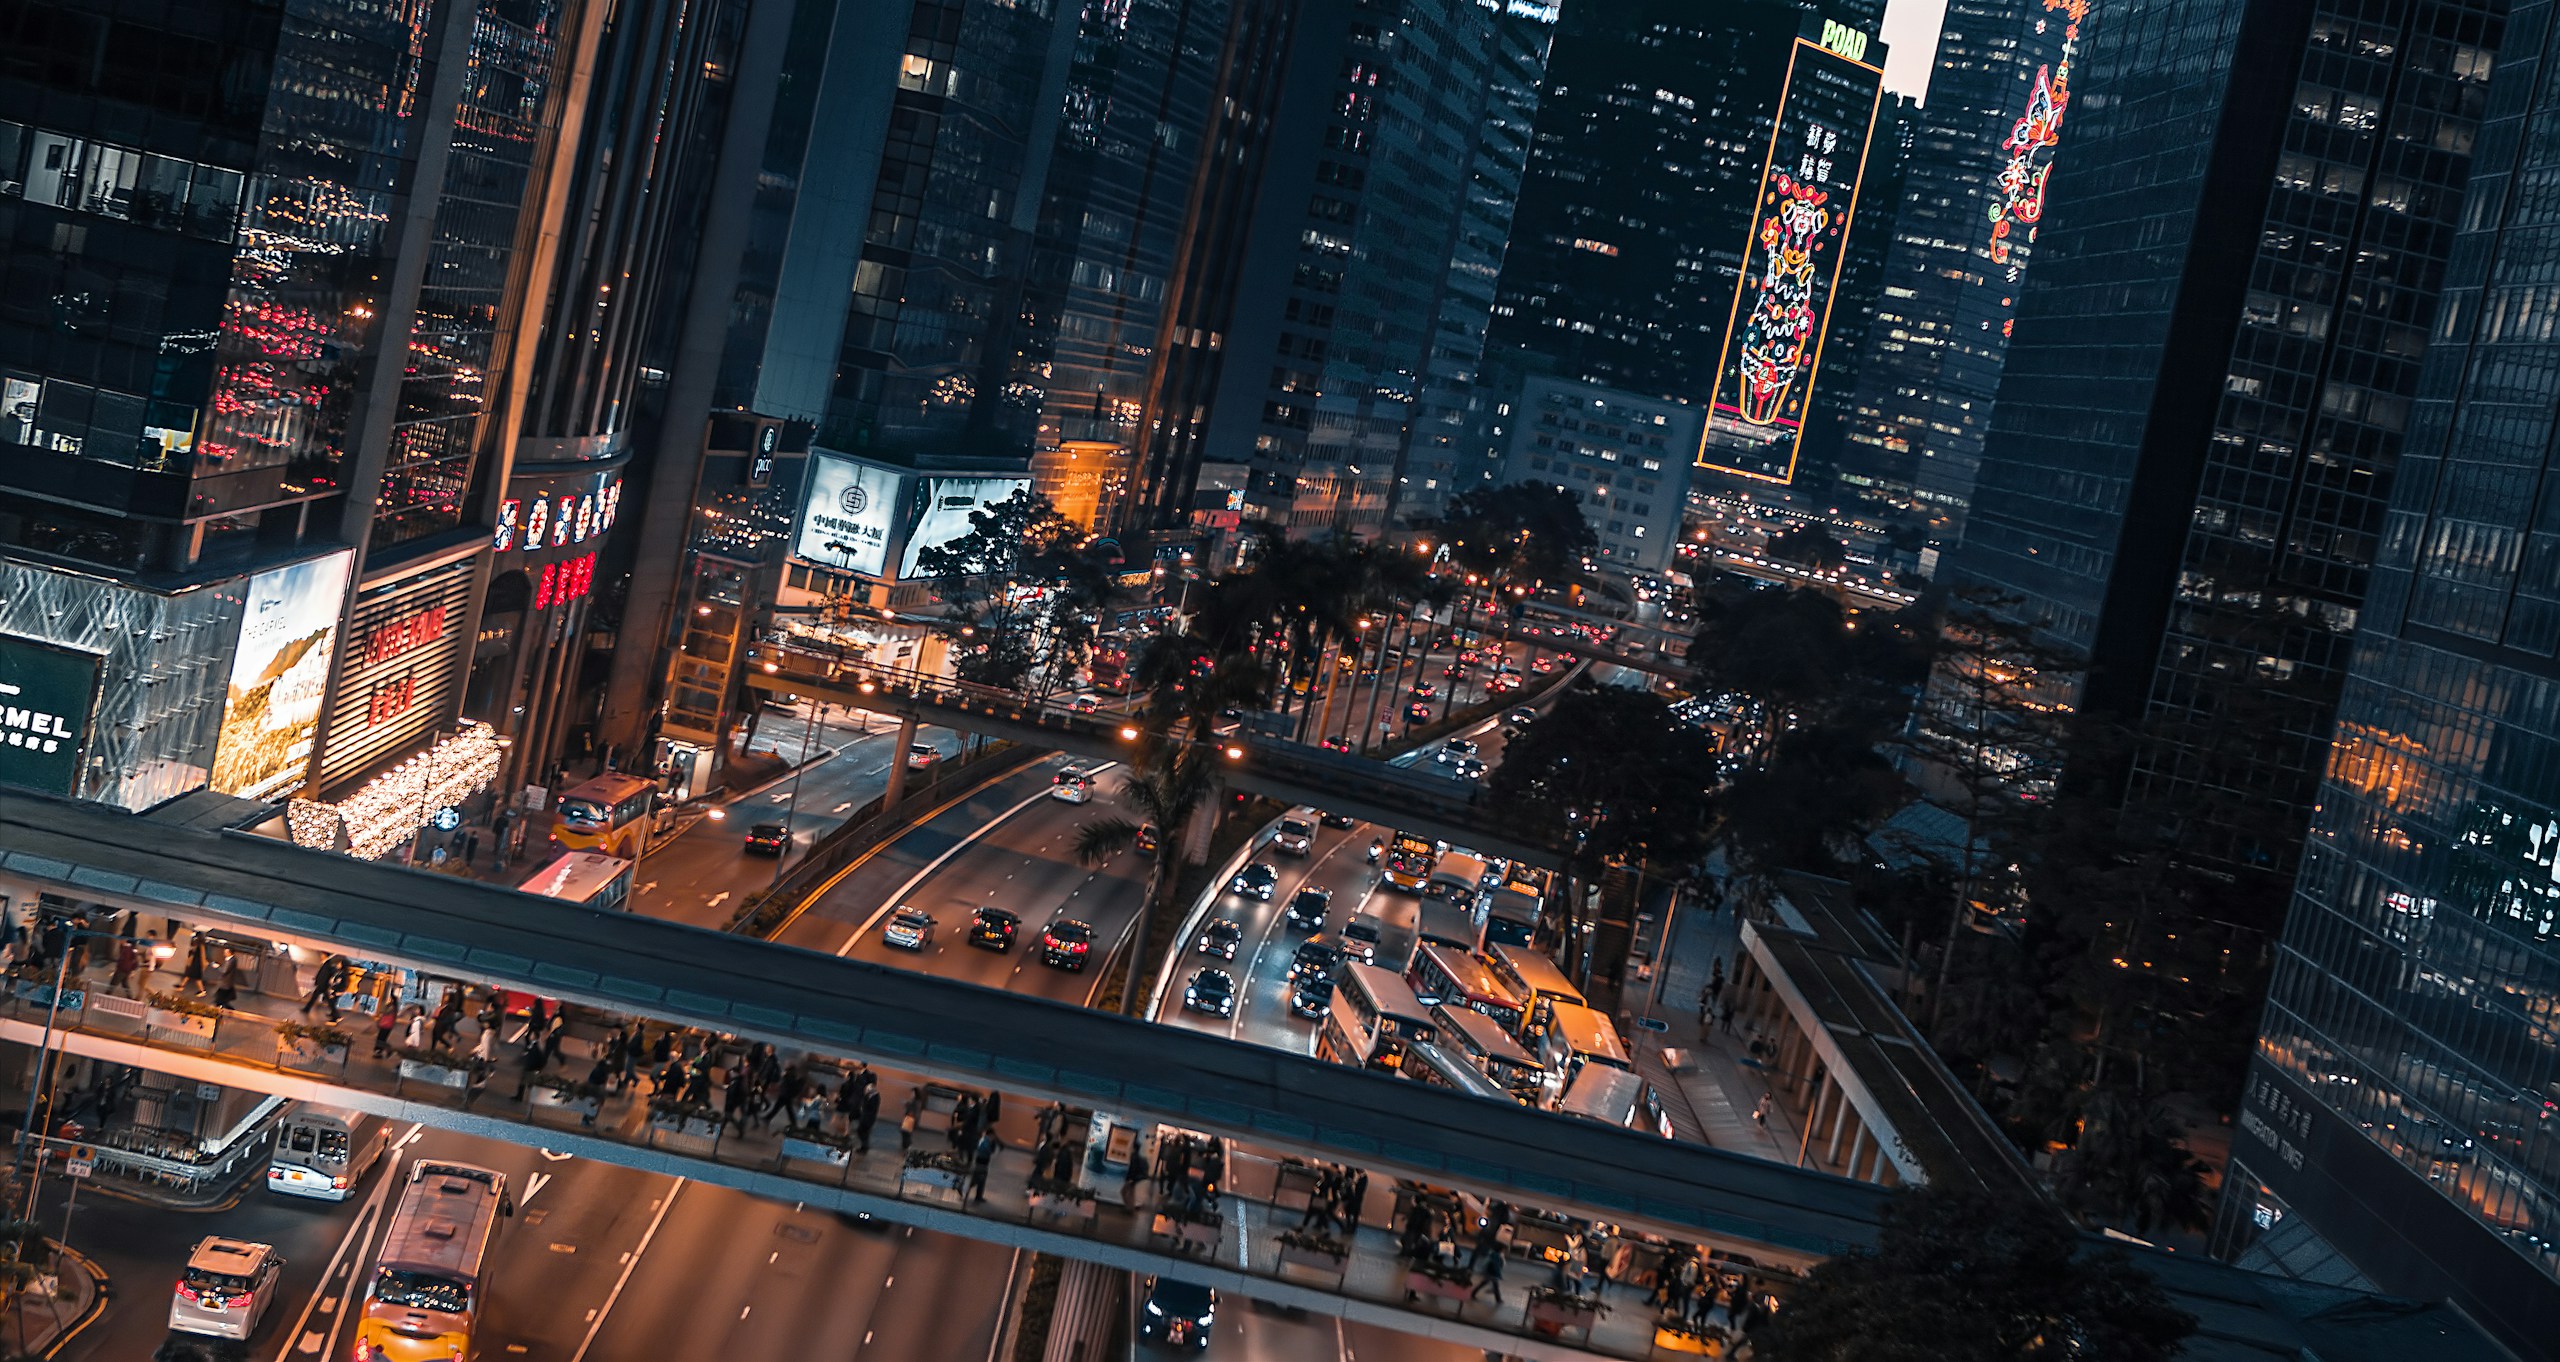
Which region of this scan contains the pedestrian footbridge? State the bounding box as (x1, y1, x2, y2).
(740, 645, 1567, 868)
(0, 788, 1874, 1360)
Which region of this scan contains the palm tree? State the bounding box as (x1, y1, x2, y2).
(1072, 732, 1223, 1015)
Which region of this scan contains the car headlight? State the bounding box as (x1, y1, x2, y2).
(1145, 1302, 1165, 1317)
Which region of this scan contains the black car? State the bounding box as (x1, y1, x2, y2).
(1183, 967, 1237, 1018)
(743, 822, 789, 855)
(968, 906, 1020, 951)
(1196, 919, 1243, 959)
(1289, 975, 1333, 1019)
(1041, 919, 1095, 970)
(1288, 938, 1342, 982)
(1284, 887, 1331, 932)
(1405, 701, 1433, 723)
(1139, 1279, 1217, 1352)
(1228, 861, 1278, 900)
(1318, 810, 1356, 829)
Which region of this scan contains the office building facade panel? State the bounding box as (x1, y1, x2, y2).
(2227, 4, 2560, 1345)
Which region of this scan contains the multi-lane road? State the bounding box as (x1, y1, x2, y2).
(68, 639, 1555, 1362)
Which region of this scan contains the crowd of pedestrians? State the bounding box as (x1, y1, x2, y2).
(1292, 1160, 1370, 1238)
(1649, 1243, 1765, 1343)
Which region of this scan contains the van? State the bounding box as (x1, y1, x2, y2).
(1051, 766, 1096, 804)
(1339, 912, 1384, 964)
(267, 1103, 389, 1201)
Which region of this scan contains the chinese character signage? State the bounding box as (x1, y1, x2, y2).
(793, 453, 903, 577)
(0, 634, 103, 796)
(1699, 33, 1883, 485)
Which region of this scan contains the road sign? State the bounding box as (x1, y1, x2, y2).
(63, 1147, 92, 1179)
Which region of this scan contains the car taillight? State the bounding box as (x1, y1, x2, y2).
(228, 1292, 254, 1309)
(1071, 941, 1087, 952)
(177, 1282, 199, 1302)
(267, 1168, 283, 1179)
(333, 1175, 352, 1189)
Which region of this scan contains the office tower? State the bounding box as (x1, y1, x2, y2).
(606, 0, 1233, 780)
(1833, 0, 2084, 549)
(1161, 0, 1552, 544)
(1501, 377, 1700, 575)
(1791, 91, 1915, 502)
(2220, 5, 2558, 1348)
(1693, 16, 1888, 490)
(1953, 0, 2504, 873)
(1484, 0, 1806, 411)
(0, 0, 591, 820)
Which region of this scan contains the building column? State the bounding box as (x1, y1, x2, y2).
(881, 714, 920, 811)
(1830, 1105, 1860, 1170)
(1842, 1122, 1872, 1180)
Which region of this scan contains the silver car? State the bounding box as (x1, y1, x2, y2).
(169, 1236, 283, 1340)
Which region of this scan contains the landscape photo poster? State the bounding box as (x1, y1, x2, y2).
(212, 550, 354, 801)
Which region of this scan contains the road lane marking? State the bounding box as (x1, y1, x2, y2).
(526, 1171, 553, 1202)
(271, 1156, 394, 1362)
(567, 1178, 686, 1362)
(707, 890, 731, 911)
(836, 770, 1101, 953)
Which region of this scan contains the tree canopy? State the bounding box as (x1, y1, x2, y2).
(1761, 1184, 2193, 1362)
(910, 487, 1113, 695)
(1487, 682, 1719, 869)
(1442, 481, 1597, 591)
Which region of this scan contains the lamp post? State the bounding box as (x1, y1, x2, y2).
(14, 919, 156, 1224)
(769, 698, 826, 893)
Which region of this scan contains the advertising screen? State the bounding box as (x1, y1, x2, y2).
(213, 549, 354, 801)
(896, 476, 1033, 578)
(1699, 32, 1883, 485)
(793, 454, 903, 577)
(0, 635, 103, 796)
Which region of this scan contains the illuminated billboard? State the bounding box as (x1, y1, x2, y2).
(0, 634, 103, 796)
(793, 453, 903, 577)
(897, 476, 1034, 578)
(213, 549, 354, 801)
(1699, 27, 1884, 485)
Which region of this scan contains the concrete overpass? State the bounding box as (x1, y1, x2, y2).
(741, 646, 1568, 867)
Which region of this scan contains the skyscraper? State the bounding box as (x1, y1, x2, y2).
(2223, 4, 2560, 1348)
(1953, 0, 2505, 874)
(1832, 0, 2085, 548)
(0, 0, 594, 824)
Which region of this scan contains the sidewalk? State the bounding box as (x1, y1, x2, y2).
(5, 1240, 103, 1361)
(1627, 894, 1824, 1171)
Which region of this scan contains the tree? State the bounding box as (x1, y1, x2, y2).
(1488, 682, 1720, 872)
(1761, 1184, 2193, 1362)
(911, 488, 1111, 698)
(1072, 730, 1224, 1015)
(1442, 481, 1598, 596)
(1766, 522, 1848, 571)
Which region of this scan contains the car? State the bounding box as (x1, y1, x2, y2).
(882, 907, 935, 950)
(1288, 937, 1342, 982)
(1441, 662, 1467, 678)
(1405, 701, 1433, 723)
(1183, 967, 1237, 1017)
(1451, 757, 1487, 781)
(1135, 823, 1161, 855)
(1271, 815, 1316, 856)
(968, 906, 1020, 951)
(1041, 919, 1095, 969)
(1289, 975, 1333, 1018)
(1197, 918, 1243, 959)
(1229, 862, 1278, 900)
(1435, 738, 1478, 765)
(1284, 887, 1332, 932)
(1139, 1278, 1217, 1351)
(1410, 682, 1437, 700)
(1319, 736, 1354, 753)
(1506, 706, 1537, 727)
(1070, 695, 1100, 713)
(1051, 769, 1095, 803)
(906, 743, 941, 771)
(1532, 655, 1556, 673)
(1319, 810, 1356, 829)
(743, 822, 789, 855)
(169, 1237, 283, 1341)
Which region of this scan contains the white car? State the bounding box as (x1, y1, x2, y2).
(882, 907, 935, 950)
(906, 743, 941, 771)
(1271, 815, 1315, 856)
(170, 1237, 283, 1340)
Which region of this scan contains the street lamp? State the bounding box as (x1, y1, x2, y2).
(14, 917, 156, 1223)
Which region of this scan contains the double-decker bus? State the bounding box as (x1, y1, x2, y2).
(1380, 831, 1437, 893)
(1315, 963, 1436, 1072)
(515, 850, 635, 912)
(1412, 894, 1483, 956)
(1557, 1064, 1674, 1139)
(1483, 943, 1587, 1044)
(1403, 1040, 1513, 1102)
(547, 772, 658, 860)
(354, 1160, 508, 1362)
(1538, 1000, 1632, 1101)
(1403, 944, 1526, 1032)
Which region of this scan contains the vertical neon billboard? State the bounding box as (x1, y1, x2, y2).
(1989, 0, 2090, 286)
(1700, 29, 1885, 485)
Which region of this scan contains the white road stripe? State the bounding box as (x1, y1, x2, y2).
(567, 1178, 687, 1362)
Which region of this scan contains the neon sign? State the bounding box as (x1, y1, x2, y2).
(1989, 0, 2089, 273)
(1736, 176, 1831, 425)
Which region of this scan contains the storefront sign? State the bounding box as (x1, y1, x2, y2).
(318, 558, 473, 793)
(0, 634, 102, 797)
(793, 453, 901, 577)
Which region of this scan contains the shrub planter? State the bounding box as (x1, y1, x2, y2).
(397, 1058, 471, 1091)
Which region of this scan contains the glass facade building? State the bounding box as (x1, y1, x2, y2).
(1955, 0, 2503, 875)
(2229, 5, 2560, 1349)
(1831, 0, 2083, 547)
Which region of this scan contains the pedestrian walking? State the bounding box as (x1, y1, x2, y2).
(969, 1129, 996, 1202)
(515, 1036, 551, 1099)
(109, 938, 139, 995)
(1751, 1094, 1770, 1126)
(213, 950, 248, 1009)
(1471, 1248, 1506, 1305)
(180, 936, 209, 997)
(403, 1006, 430, 1053)
(374, 1005, 401, 1058)
(898, 1107, 917, 1151)
(302, 955, 343, 1019)
(1121, 1146, 1149, 1211)
(472, 1023, 497, 1065)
